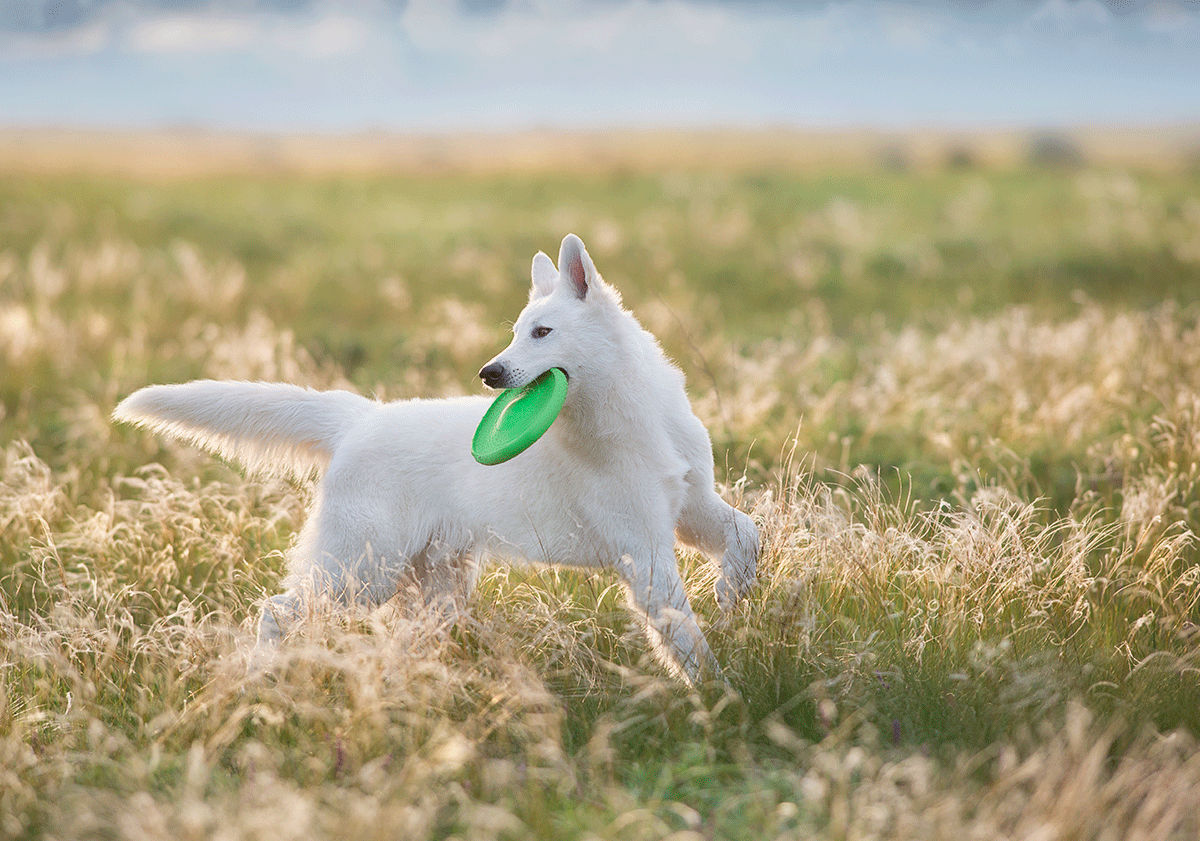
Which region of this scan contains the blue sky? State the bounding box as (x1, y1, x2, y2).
(2, 0, 1199, 131)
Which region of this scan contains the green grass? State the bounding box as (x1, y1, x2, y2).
(3, 159, 1200, 839)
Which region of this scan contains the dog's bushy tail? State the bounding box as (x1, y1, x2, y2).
(113, 380, 374, 478)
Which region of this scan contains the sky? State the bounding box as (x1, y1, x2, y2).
(1, 0, 1198, 132)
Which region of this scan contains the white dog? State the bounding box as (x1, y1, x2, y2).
(114, 234, 758, 684)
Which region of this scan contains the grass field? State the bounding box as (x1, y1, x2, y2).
(4, 137, 1200, 839)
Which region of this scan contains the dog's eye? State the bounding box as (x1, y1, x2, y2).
(531, 326, 553, 339)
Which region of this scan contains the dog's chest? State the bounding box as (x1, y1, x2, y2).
(484, 440, 689, 565)
(561, 439, 689, 529)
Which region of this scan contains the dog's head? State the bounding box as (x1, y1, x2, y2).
(479, 234, 625, 392)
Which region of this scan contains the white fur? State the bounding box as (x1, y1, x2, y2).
(114, 234, 759, 685)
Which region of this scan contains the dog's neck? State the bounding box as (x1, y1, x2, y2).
(553, 328, 668, 457)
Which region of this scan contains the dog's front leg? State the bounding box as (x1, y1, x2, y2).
(616, 547, 719, 686)
(677, 492, 760, 611)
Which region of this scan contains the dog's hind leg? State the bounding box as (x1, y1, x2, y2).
(246, 587, 306, 673)
(252, 544, 457, 669)
(252, 521, 318, 663)
(257, 589, 305, 646)
(408, 545, 481, 627)
(676, 491, 759, 611)
(249, 553, 408, 670)
(616, 547, 718, 687)
(250, 495, 419, 664)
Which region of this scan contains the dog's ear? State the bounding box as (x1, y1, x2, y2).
(558, 233, 596, 301)
(531, 251, 557, 299)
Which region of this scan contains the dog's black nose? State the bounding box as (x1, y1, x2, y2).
(479, 362, 506, 387)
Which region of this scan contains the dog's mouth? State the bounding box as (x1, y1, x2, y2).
(480, 367, 567, 391)
(528, 367, 568, 386)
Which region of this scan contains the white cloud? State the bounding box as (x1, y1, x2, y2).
(879, 5, 950, 52)
(129, 14, 259, 54)
(1, 17, 111, 59)
(273, 13, 372, 59)
(1142, 0, 1200, 43)
(400, 0, 749, 61)
(1027, 0, 1112, 32)
(6, 3, 375, 60)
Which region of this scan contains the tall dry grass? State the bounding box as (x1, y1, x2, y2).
(3, 163, 1200, 839)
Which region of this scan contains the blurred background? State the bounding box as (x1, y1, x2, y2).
(2, 0, 1199, 165)
(3, 0, 1200, 128)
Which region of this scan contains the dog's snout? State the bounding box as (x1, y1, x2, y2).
(479, 362, 506, 388)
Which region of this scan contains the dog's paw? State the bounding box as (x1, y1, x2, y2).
(245, 639, 283, 681)
(715, 512, 759, 611)
(715, 569, 752, 611)
(715, 548, 758, 611)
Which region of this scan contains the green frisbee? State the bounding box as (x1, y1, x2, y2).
(472, 368, 568, 465)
